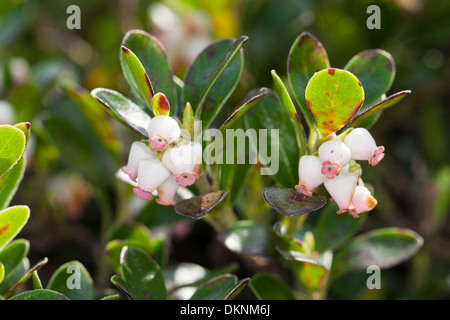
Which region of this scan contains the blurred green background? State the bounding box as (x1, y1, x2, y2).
(1, 0, 449, 299)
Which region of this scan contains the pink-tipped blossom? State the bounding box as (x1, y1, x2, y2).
(147, 115, 181, 151)
(156, 175, 179, 206)
(349, 185, 377, 218)
(123, 141, 157, 181)
(344, 128, 385, 166)
(324, 167, 358, 214)
(136, 158, 171, 195)
(318, 140, 352, 179)
(162, 142, 202, 187)
(295, 155, 326, 196)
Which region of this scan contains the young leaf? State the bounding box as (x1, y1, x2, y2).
(0, 125, 25, 177)
(47, 261, 95, 300)
(0, 206, 30, 252)
(120, 46, 154, 110)
(91, 88, 151, 139)
(121, 30, 176, 115)
(0, 239, 29, 280)
(344, 49, 395, 112)
(174, 190, 229, 219)
(263, 186, 326, 217)
(184, 37, 247, 128)
(9, 289, 69, 300)
(305, 68, 364, 138)
(250, 273, 296, 300)
(152, 92, 170, 116)
(31, 271, 42, 290)
(120, 246, 167, 300)
(331, 228, 424, 278)
(182, 102, 194, 136)
(287, 32, 330, 129)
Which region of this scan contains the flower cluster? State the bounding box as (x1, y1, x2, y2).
(122, 115, 202, 205)
(295, 128, 384, 218)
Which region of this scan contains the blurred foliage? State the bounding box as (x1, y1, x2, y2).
(0, 0, 449, 299)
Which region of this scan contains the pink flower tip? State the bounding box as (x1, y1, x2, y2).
(122, 167, 136, 181)
(369, 146, 385, 166)
(295, 181, 313, 197)
(133, 187, 153, 200)
(175, 173, 197, 187)
(149, 135, 168, 151)
(156, 198, 175, 206)
(321, 161, 341, 179)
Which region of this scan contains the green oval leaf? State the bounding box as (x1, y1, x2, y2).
(305, 68, 364, 138)
(189, 274, 240, 300)
(9, 289, 69, 300)
(263, 186, 327, 217)
(348, 90, 411, 128)
(250, 273, 296, 300)
(120, 46, 154, 111)
(184, 37, 246, 128)
(120, 246, 167, 300)
(345, 49, 395, 112)
(91, 88, 151, 139)
(0, 156, 25, 210)
(0, 206, 30, 252)
(174, 190, 229, 220)
(121, 30, 176, 115)
(287, 32, 330, 129)
(0, 257, 28, 295)
(219, 221, 272, 256)
(314, 202, 367, 252)
(244, 90, 299, 188)
(331, 228, 424, 278)
(47, 261, 95, 300)
(0, 239, 29, 280)
(110, 275, 136, 300)
(0, 125, 25, 177)
(4, 257, 48, 299)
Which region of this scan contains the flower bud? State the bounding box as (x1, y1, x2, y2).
(162, 142, 202, 187)
(318, 140, 352, 179)
(295, 155, 326, 196)
(156, 175, 179, 206)
(344, 128, 385, 166)
(349, 185, 377, 218)
(147, 115, 181, 151)
(324, 167, 358, 214)
(123, 141, 157, 181)
(134, 158, 171, 200)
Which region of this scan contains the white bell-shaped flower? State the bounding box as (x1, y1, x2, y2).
(156, 175, 179, 206)
(318, 140, 352, 179)
(349, 185, 377, 218)
(147, 115, 181, 151)
(123, 141, 157, 181)
(295, 155, 326, 196)
(134, 158, 171, 200)
(344, 128, 385, 166)
(162, 142, 202, 187)
(324, 166, 358, 214)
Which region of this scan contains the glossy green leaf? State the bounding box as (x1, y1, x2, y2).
(174, 190, 228, 219)
(305, 68, 364, 138)
(121, 30, 176, 115)
(348, 90, 411, 128)
(224, 278, 249, 300)
(91, 88, 151, 139)
(47, 261, 95, 300)
(184, 37, 246, 128)
(314, 202, 367, 252)
(0, 206, 29, 252)
(219, 87, 270, 133)
(13, 122, 31, 142)
(287, 32, 330, 128)
(0, 257, 28, 295)
(31, 271, 42, 290)
(0, 239, 29, 280)
(332, 228, 424, 278)
(110, 275, 136, 300)
(120, 46, 154, 110)
(189, 274, 240, 300)
(244, 90, 299, 188)
(219, 221, 272, 256)
(263, 186, 326, 217)
(250, 273, 296, 300)
(0, 125, 25, 177)
(9, 289, 69, 300)
(345, 49, 395, 111)
(120, 246, 167, 300)
(152, 92, 170, 116)
(0, 156, 25, 210)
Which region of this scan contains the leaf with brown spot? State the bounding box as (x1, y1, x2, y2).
(0, 206, 29, 252)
